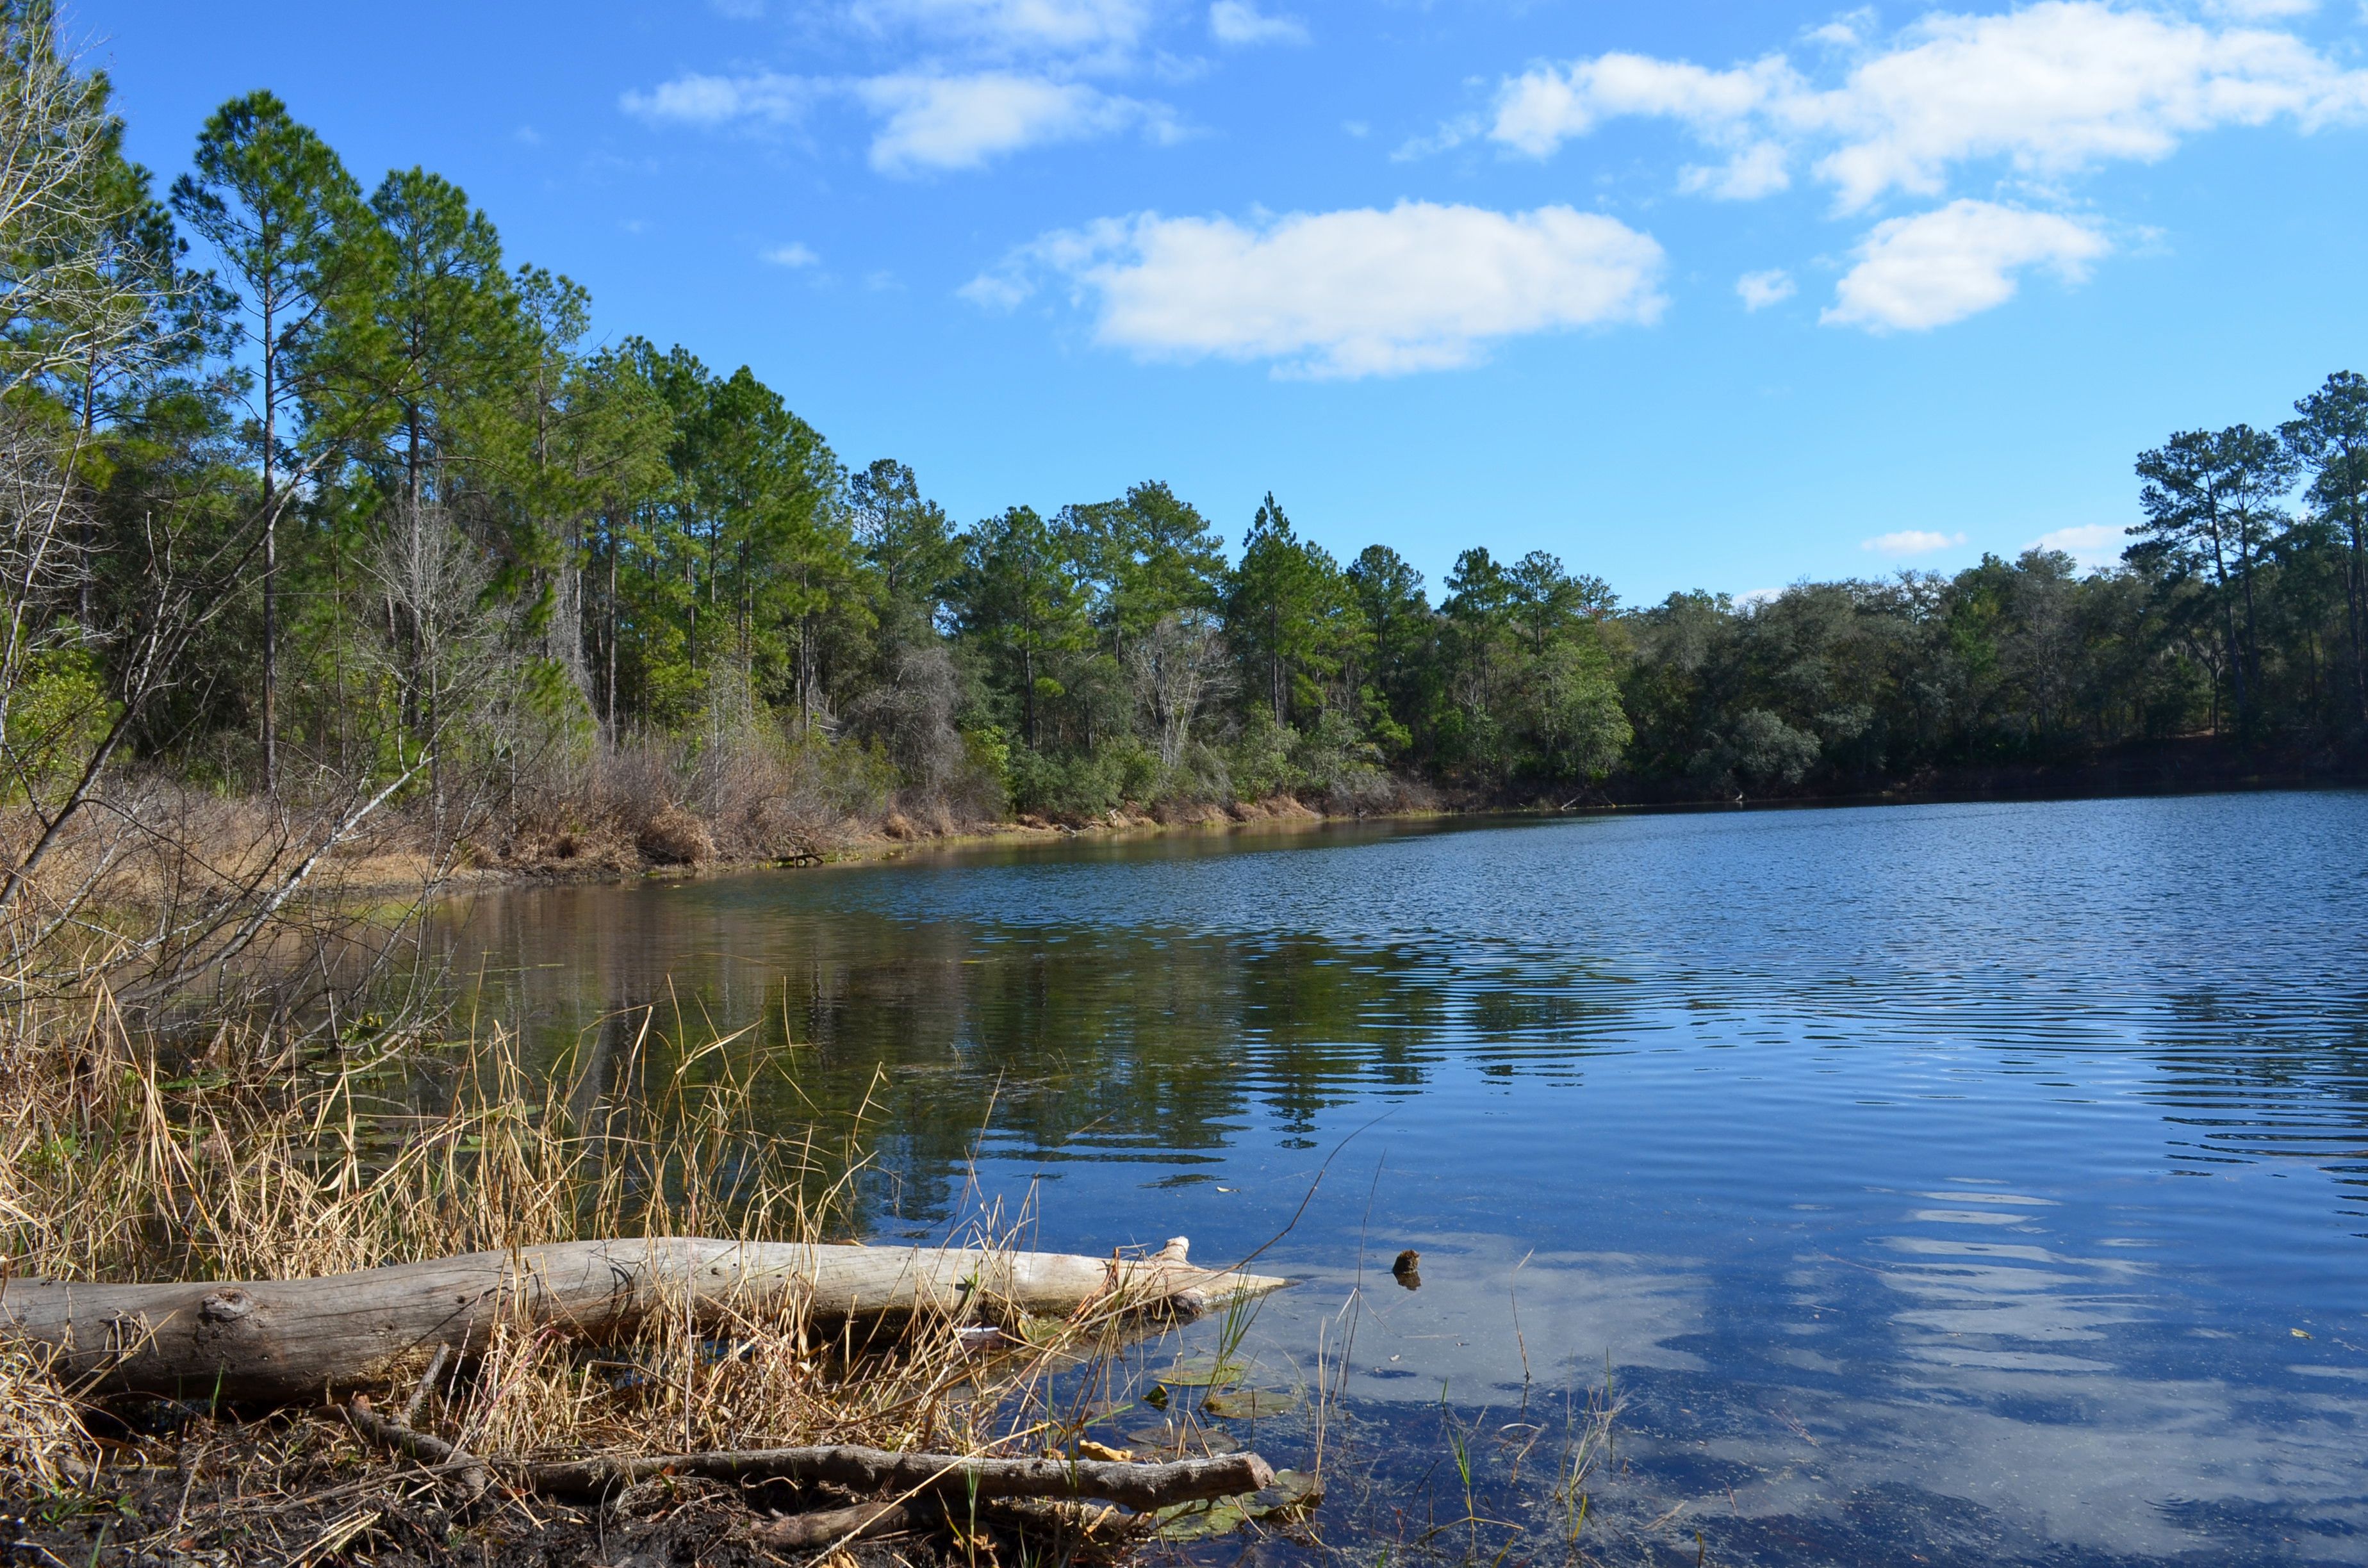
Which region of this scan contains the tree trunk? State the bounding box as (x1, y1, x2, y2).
(259, 297, 278, 798)
(2344, 544, 2363, 717)
(1022, 639, 1037, 747)
(1, 1236, 1286, 1405)
(606, 511, 620, 735)
(2209, 527, 2245, 736)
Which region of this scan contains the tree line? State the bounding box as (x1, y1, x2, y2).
(6, 13, 2365, 890)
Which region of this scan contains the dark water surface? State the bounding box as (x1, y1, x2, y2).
(429, 794, 2368, 1565)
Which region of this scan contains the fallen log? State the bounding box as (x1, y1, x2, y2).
(525, 1443, 1277, 1510)
(0, 1236, 1286, 1405)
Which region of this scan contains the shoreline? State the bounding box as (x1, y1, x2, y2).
(363, 744, 2368, 905)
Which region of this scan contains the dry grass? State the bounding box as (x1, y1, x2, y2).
(0, 998, 1212, 1565)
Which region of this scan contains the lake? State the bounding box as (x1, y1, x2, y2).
(427, 792, 2368, 1566)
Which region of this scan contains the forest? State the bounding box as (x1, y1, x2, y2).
(9, 21, 2368, 887)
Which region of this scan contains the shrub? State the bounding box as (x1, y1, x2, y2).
(637, 803, 714, 865)
(1226, 708, 1297, 801)
(1007, 744, 1133, 822)
(1691, 707, 1822, 792)
(1290, 708, 1383, 794)
(950, 725, 1012, 823)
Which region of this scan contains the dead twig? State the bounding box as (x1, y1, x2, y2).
(344, 1395, 488, 1501)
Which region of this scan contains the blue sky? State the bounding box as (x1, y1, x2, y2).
(82, 0, 2368, 605)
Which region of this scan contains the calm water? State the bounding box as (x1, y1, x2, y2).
(428, 794, 2368, 1565)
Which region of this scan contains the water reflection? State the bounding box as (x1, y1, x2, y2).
(422, 796, 2368, 1565)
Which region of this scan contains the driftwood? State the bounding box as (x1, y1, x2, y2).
(0, 1236, 1286, 1405)
(755, 1498, 913, 1547)
(524, 1444, 1277, 1509)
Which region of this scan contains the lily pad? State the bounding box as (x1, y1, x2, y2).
(1153, 1354, 1249, 1389)
(1263, 1470, 1324, 1510)
(1151, 1497, 1250, 1542)
(1203, 1388, 1300, 1421)
(1149, 1468, 1324, 1541)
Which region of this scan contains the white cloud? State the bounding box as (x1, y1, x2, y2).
(763, 242, 820, 266)
(625, 0, 1182, 173)
(628, 67, 1172, 170)
(1824, 199, 2109, 331)
(1809, 9, 1878, 49)
(1392, 114, 1483, 161)
(1491, 52, 1795, 159)
(1737, 268, 1795, 309)
(1862, 529, 1968, 555)
(2026, 522, 2126, 569)
(621, 70, 810, 126)
(633, 0, 1181, 172)
(850, 0, 1153, 58)
(966, 201, 1666, 378)
(1482, 3, 2368, 210)
(1209, 0, 1306, 45)
(1678, 140, 1791, 199)
(857, 72, 1174, 171)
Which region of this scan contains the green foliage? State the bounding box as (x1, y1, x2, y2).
(1225, 706, 1297, 801)
(1287, 708, 1383, 794)
(1007, 742, 1131, 821)
(2, 639, 110, 797)
(955, 504, 1089, 749)
(24, 44, 2368, 847)
(958, 725, 1012, 819)
(1226, 494, 1361, 727)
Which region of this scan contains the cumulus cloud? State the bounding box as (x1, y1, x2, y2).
(857, 72, 1174, 171)
(1209, 0, 1306, 45)
(965, 201, 1667, 378)
(1862, 529, 1968, 555)
(763, 242, 821, 266)
(2026, 522, 2126, 569)
(1824, 200, 2109, 331)
(1481, 2, 2368, 209)
(622, 70, 810, 126)
(1736, 269, 1795, 309)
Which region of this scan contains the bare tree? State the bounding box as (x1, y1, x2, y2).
(1127, 611, 1228, 771)
(0, 9, 170, 408)
(847, 643, 962, 799)
(366, 501, 512, 843)
(0, 466, 429, 999)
